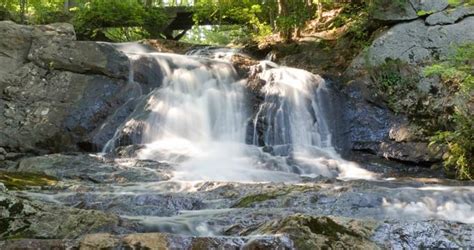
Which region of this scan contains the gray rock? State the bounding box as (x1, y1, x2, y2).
(348, 17, 474, 73)
(0, 147, 5, 161)
(372, 220, 474, 248)
(0, 233, 294, 249)
(372, 0, 448, 22)
(0, 63, 132, 152)
(0, 192, 127, 239)
(17, 153, 172, 183)
(377, 141, 442, 163)
(426, 5, 474, 25)
(28, 41, 129, 79)
(0, 21, 75, 78)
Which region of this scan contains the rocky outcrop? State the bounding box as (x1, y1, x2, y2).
(0, 21, 143, 153)
(16, 153, 173, 183)
(372, 0, 449, 22)
(0, 191, 128, 239)
(349, 16, 474, 72)
(425, 5, 474, 25)
(343, 12, 474, 164)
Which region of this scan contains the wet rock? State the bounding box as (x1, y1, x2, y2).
(113, 144, 146, 158)
(17, 154, 172, 183)
(0, 192, 125, 239)
(372, 220, 474, 248)
(0, 148, 5, 161)
(252, 214, 379, 249)
(0, 233, 294, 249)
(342, 80, 400, 152)
(426, 5, 474, 25)
(0, 171, 57, 190)
(58, 192, 203, 217)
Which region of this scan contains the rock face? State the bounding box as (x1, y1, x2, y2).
(0, 191, 126, 239)
(0, 21, 140, 153)
(16, 153, 173, 183)
(343, 13, 474, 164)
(349, 16, 474, 71)
(425, 5, 474, 25)
(372, 0, 449, 22)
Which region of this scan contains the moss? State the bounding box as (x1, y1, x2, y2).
(0, 171, 57, 190)
(232, 193, 279, 208)
(256, 214, 378, 249)
(233, 185, 316, 208)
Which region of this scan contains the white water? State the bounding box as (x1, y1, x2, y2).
(105, 49, 374, 182)
(252, 61, 374, 180)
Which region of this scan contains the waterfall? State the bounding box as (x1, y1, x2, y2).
(104, 47, 373, 181)
(251, 61, 373, 179)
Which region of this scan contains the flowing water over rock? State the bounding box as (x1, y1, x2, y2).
(1, 45, 473, 249)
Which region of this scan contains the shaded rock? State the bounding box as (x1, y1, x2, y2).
(377, 141, 442, 163)
(0, 148, 5, 161)
(0, 62, 132, 152)
(388, 121, 425, 142)
(426, 5, 474, 25)
(17, 154, 172, 183)
(342, 80, 400, 150)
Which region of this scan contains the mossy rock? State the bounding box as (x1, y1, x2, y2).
(254, 214, 380, 249)
(233, 185, 317, 208)
(0, 171, 57, 190)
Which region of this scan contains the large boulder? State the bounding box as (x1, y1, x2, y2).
(0, 192, 126, 239)
(343, 16, 474, 163)
(348, 16, 474, 72)
(0, 21, 75, 77)
(0, 63, 132, 152)
(425, 5, 474, 25)
(372, 0, 449, 22)
(28, 41, 129, 79)
(0, 21, 139, 153)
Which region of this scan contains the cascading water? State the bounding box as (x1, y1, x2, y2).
(104, 47, 373, 181)
(251, 61, 374, 179)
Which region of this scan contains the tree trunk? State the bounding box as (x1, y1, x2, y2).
(19, 0, 27, 24)
(277, 0, 291, 42)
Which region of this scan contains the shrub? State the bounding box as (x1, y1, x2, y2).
(426, 44, 474, 180)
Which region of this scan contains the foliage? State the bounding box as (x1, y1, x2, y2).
(192, 0, 317, 42)
(425, 44, 474, 180)
(73, 0, 168, 40)
(181, 25, 251, 45)
(368, 58, 419, 113)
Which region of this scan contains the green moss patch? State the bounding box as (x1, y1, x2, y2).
(232, 185, 316, 208)
(0, 171, 57, 190)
